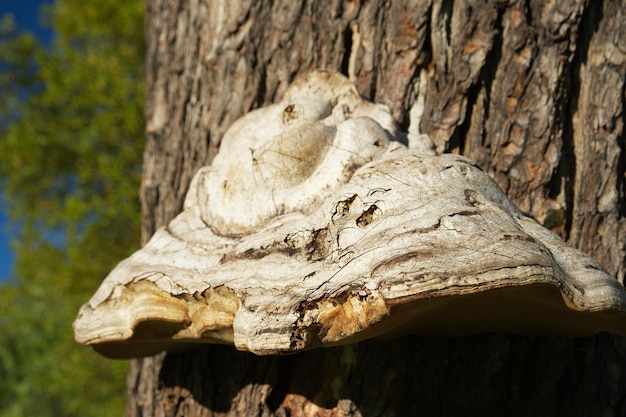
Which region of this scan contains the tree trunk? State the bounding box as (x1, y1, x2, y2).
(130, 0, 626, 415)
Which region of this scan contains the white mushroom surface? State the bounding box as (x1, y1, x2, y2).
(74, 70, 626, 358)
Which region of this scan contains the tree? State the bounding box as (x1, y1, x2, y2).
(126, 0, 625, 415)
(0, 0, 144, 415)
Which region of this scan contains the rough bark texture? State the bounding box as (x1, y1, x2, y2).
(130, 0, 626, 416)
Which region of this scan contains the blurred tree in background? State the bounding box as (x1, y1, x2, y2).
(0, 0, 144, 415)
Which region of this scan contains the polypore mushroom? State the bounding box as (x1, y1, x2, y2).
(74, 70, 626, 358)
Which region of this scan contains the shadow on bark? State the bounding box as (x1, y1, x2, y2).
(158, 333, 626, 416)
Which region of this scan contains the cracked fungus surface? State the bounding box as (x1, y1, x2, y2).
(73, 70, 626, 358)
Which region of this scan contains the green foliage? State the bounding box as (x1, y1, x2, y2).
(0, 1, 144, 415)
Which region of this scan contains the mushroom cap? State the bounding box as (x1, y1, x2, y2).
(73, 70, 626, 358)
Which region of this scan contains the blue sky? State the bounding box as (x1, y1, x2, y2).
(0, 201, 14, 281)
(2, 0, 52, 43)
(0, 0, 51, 281)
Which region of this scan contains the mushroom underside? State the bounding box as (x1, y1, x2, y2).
(84, 281, 626, 359)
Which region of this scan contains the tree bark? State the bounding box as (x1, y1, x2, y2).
(130, 0, 626, 416)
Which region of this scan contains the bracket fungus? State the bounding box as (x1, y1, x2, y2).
(74, 70, 626, 358)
